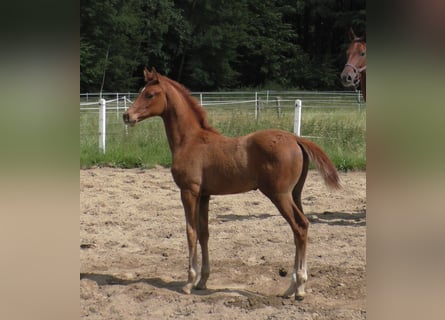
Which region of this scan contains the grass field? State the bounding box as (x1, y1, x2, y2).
(80, 96, 365, 171)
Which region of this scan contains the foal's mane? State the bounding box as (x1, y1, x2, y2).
(161, 76, 219, 134)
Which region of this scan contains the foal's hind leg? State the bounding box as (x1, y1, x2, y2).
(281, 145, 309, 299)
(196, 195, 210, 290)
(270, 193, 309, 300)
(284, 231, 308, 300)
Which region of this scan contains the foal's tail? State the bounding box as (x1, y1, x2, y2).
(296, 137, 341, 190)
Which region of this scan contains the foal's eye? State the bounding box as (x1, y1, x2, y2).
(360, 51, 365, 57)
(145, 93, 154, 99)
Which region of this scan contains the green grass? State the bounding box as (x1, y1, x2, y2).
(80, 114, 172, 168)
(300, 109, 366, 171)
(80, 101, 365, 170)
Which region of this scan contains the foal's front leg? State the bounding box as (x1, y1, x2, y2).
(196, 195, 210, 290)
(180, 189, 200, 294)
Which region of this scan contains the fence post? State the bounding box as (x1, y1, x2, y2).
(254, 92, 258, 120)
(200, 93, 203, 106)
(294, 99, 302, 136)
(276, 96, 281, 118)
(357, 89, 362, 112)
(99, 98, 106, 153)
(255, 96, 262, 121)
(116, 93, 120, 119)
(124, 96, 128, 136)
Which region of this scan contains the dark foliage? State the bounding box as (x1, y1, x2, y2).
(81, 0, 365, 92)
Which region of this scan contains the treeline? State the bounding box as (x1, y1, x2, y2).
(80, 0, 365, 92)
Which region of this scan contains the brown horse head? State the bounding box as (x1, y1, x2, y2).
(341, 28, 366, 89)
(123, 67, 167, 126)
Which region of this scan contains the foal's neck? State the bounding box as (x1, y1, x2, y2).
(160, 85, 206, 154)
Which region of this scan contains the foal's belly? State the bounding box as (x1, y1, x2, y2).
(201, 170, 257, 195)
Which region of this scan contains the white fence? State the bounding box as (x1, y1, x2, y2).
(80, 90, 365, 153)
(80, 95, 132, 153)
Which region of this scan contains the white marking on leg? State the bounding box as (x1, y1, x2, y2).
(295, 248, 308, 300)
(192, 251, 199, 285)
(282, 269, 297, 298)
(182, 247, 198, 294)
(296, 268, 307, 299)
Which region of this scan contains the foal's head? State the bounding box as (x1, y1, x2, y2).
(341, 28, 366, 89)
(123, 67, 167, 126)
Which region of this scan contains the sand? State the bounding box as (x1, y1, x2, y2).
(81, 167, 366, 319)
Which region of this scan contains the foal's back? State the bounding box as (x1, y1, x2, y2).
(182, 129, 304, 196)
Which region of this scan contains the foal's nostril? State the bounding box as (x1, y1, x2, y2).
(123, 113, 129, 123)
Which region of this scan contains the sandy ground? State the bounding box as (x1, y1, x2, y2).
(80, 167, 366, 319)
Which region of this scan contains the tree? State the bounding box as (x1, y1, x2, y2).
(80, 0, 147, 91)
(80, 0, 366, 91)
(172, 0, 248, 90)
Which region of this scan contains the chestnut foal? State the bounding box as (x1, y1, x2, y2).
(123, 68, 340, 300)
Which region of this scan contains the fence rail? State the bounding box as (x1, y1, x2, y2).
(80, 90, 365, 153)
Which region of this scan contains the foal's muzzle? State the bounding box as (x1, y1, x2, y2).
(123, 112, 130, 124)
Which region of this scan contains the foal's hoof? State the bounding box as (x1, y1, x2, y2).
(195, 279, 208, 290)
(295, 293, 305, 301)
(182, 285, 192, 295)
(280, 293, 294, 299)
(195, 284, 207, 290)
